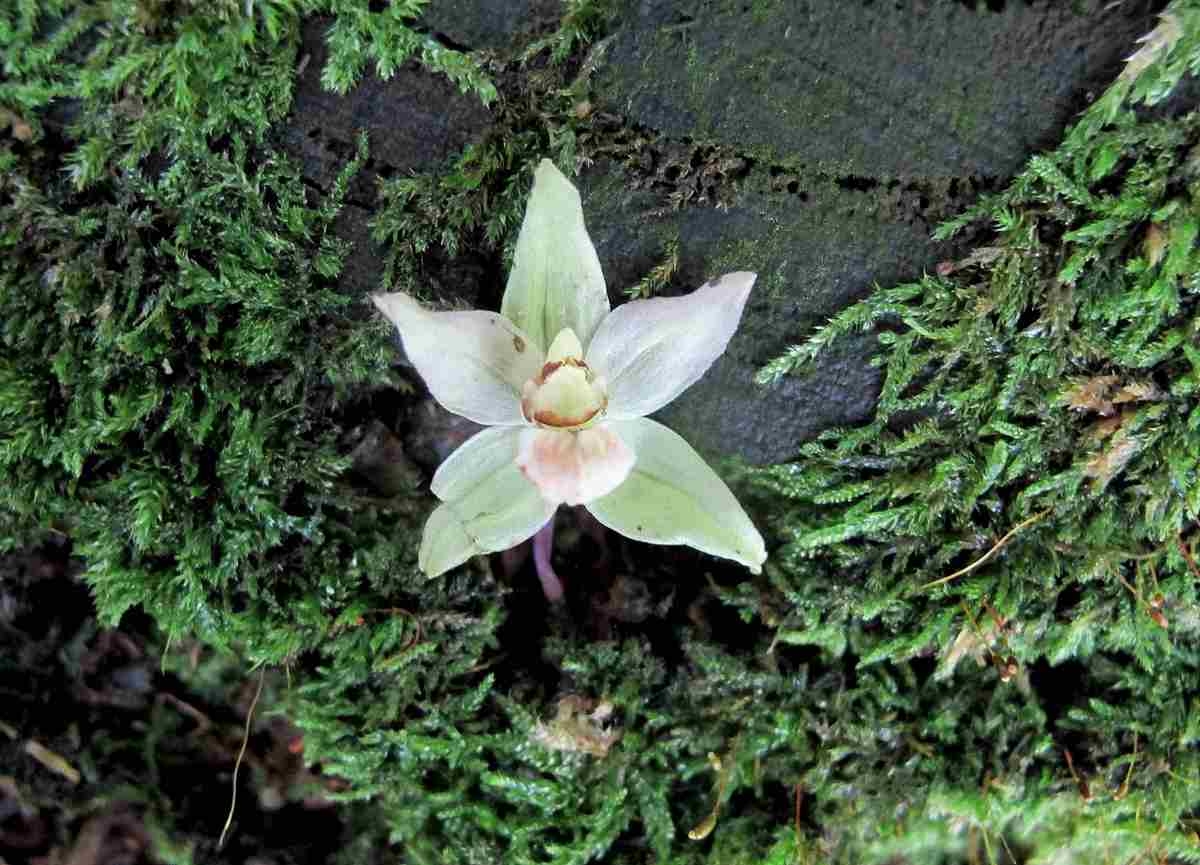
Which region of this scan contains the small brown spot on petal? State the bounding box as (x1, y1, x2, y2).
(513, 334, 526, 353)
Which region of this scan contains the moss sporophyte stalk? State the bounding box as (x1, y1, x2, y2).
(373, 160, 766, 597)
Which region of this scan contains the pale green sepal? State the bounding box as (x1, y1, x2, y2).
(585, 272, 756, 420)
(419, 428, 556, 577)
(372, 292, 542, 426)
(431, 426, 521, 501)
(585, 418, 766, 573)
(501, 159, 609, 354)
(420, 503, 478, 577)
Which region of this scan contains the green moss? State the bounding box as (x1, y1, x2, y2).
(4, 0, 1200, 863)
(753, 7, 1200, 860)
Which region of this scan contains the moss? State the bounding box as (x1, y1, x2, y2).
(4, 0, 1200, 863)
(753, 7, 1200, 860)
(596, 0, 1156, 178)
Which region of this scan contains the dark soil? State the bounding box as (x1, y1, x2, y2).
(0, 543, 349, 865)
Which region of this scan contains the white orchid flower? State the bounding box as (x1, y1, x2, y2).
(372, 159, 766, 583)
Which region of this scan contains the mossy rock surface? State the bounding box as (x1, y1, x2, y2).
(421, 0, 563, 51)
(557, 0, 1163, 461)
(577, 160, 905, 463)
(282, 18, 494, 297)
(596, 0, 1157, 176)
(275, 1, 1163, 466)
(6, 2, 1200, 862)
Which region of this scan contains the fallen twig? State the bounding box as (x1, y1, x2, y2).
(218, 668, 265, 850)
(24, 740, 80, 784)
(921, 510, 1052, 590)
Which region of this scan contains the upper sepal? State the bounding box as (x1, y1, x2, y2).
(501, 160, 610, 355)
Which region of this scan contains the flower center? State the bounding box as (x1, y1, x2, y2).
(521, 328, 607, 430)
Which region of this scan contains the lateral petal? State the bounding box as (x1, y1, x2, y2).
(584, 418, 766, 572)
(501, 160, 610, 355)
(373, 292, 542, 426)
(585, 272, 756, 420)
(419, 428, 555, 576)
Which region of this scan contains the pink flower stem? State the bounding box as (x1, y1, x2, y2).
(533, 512, 564, 603)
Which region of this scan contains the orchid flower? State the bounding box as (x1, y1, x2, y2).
(373, 159, 766, 586)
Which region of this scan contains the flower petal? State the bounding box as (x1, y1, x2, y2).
(584, 418, 766, 572)
(373, 292, 542, 426)
(430, 426, 522, 500)
(516, 425, 635, 506)
(585, 272, 756, 420)
(501, 160, 609, 355)
(420, 427, 555, 576)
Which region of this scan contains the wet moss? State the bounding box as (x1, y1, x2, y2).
(4, 1, 1200, 863)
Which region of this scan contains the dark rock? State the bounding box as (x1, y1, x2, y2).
(349, 420, 422, 496)
(109, 663, 153, 696)
(420, 0, 562, 53)
(573, 0, 1166, 464)
(579, 160, 919, 464)
(596, 0, 1164, 178)
(402, 399, 485, 474)
(285, 17, 492, 191)
(657, 335, 882, 466)
(327, 204, 381, 297)
(282, 16, 493, 294)
(284, 2, 1165, 466)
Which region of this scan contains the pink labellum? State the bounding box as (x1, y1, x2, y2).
(517, 425, 635, 506)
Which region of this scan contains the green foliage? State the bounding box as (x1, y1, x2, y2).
(370, 10, 609, 295)
(373, 133, 544, 291)
(753, 0, 1200, 858)
(317, 0, 496, 101)
(624, 234, 679, 299)
(521, 0, 618, 65)
(5, 0, 1200, 863)
(0, 0, 493, 180)
(0, 121, 402, 628)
